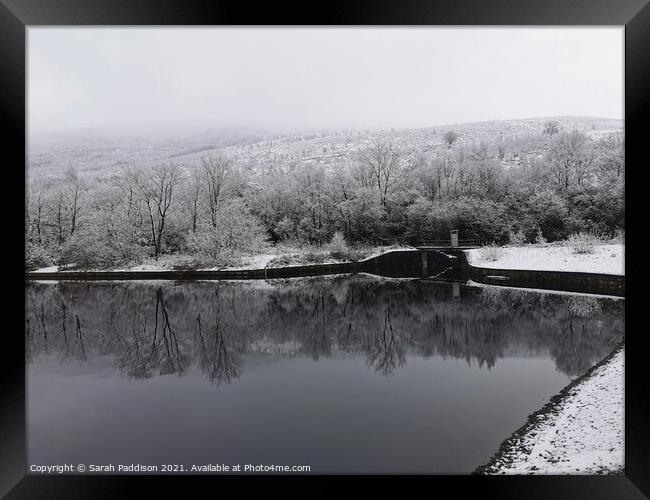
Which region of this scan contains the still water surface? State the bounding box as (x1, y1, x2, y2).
(26, 276, 624, 473)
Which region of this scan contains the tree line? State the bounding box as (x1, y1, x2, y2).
(25, 126, 625, 269)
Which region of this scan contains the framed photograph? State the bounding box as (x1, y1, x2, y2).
(2, 0, 648, 497)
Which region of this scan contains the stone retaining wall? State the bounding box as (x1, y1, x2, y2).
(25, 249, 625, 297)
(463, 255, 625, 297)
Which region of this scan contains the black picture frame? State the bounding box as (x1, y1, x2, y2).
(2, 1, 648, 498)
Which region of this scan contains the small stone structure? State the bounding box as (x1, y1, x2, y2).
(450, 229, 459, 248)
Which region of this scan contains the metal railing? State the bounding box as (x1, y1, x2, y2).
(419, 238, 481, 247)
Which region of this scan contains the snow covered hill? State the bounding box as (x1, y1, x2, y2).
(28, 116, 623, 179)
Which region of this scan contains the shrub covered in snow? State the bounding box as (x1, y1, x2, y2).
(25, 242, 54, 270)
(328, 231, 350, 259)
(508, 230, 527, 246)
(59, 221, 147, 269)
(535, 228, 548, 246)
(187, 200, 268, 264)
(566, 232, 601, 254)
(479, 245, 502, 262)
(610, 229, 625, 244)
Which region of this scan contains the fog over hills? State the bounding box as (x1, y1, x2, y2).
(28, 116, 623, 180)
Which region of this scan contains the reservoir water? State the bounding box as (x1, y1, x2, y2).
(26, 276, 624, 473)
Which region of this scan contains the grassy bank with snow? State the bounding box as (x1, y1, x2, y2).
(476, 345, 624, 475)
(31, 244, 415, 273)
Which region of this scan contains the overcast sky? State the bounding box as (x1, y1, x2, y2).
(28, 27, 623, 136)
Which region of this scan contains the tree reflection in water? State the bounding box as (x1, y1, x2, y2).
(194, 307, 241, 385)
(364, 298, 406, 375)
(25, 276, 624, 384)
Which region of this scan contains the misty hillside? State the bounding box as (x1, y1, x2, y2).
(28, 116, 622, 179)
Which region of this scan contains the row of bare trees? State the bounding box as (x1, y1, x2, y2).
(25, 128, 625, 269)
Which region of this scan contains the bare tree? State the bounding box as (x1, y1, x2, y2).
(63, 166, 85, 236)
(359, 139, 406, 206)
(186, 167, 202, 233)
(36, 167, 87, 247)
(441, 151, 457, 199)
(414, 154, 439, 203)
(27, 180, 47, 244)
(200, 154, 233, 228)
(547, 131, 595, 191)
(128, 164, 183, 257)
(45, 187, 67, 245)
(429, 153, 447, 204)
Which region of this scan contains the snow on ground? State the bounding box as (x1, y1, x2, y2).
(481, 348, 624, 475)
(205, 246, 415, 271)
(113, 263, 175, 271)
(30, 265, 59, 273)
(203, 253, 278, 271)
(29, 246, 417, 274)
(466, 244, 624, 275)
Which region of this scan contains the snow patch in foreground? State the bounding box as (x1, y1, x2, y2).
(484, 348, 624, 475)
(466, 244, 624, 275)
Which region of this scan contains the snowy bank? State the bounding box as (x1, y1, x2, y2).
(30, 265, 59, 273)
(476, 345, 624, 475)
(466, 244, 624, 276)
(30, 246, 416, 274)
(202, 245, 415, 271)
(203, 253, 278, 271)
